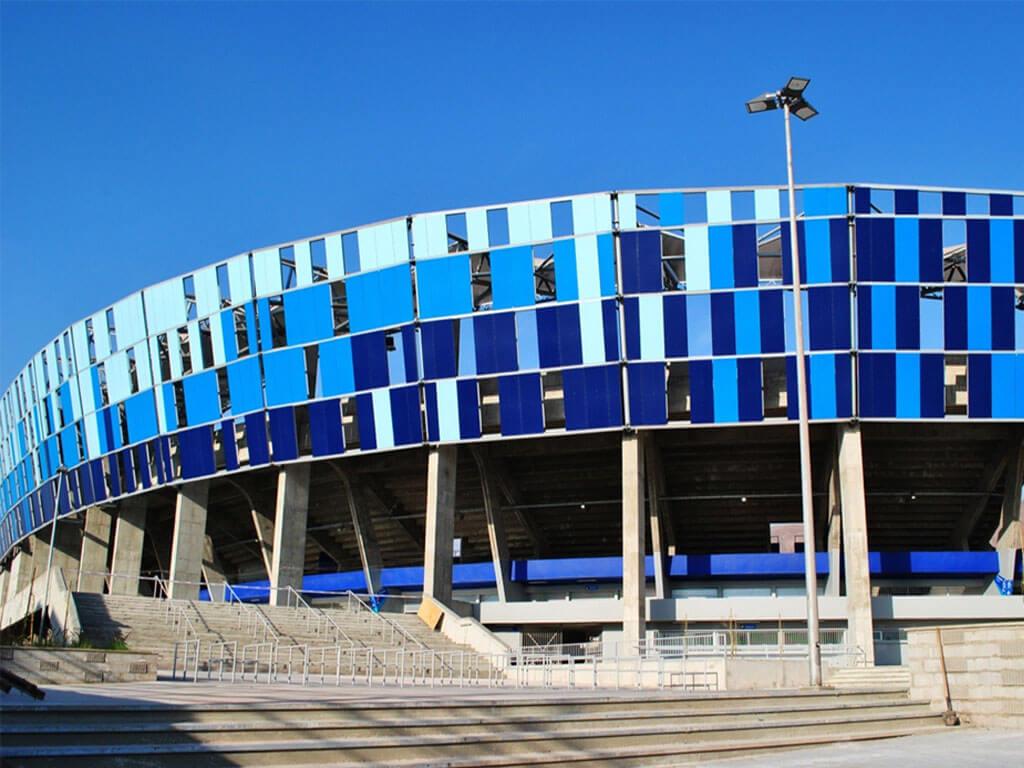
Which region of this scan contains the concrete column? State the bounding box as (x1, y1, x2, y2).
(110, 498, 147, 595)
(837, 424, 875, 665)
(78, 506, 113, 593)
(8, 547, 35, 599)
(342, 473, 384, 597)
(823, 438, 843, 597)
(0, 567, 9, 608)
(202, 535, 228, 602)
(168, 481, 209, 600)
(622, 432, 646, 652)
(423, 445, 457, 605)
(270, 464, 309, 606)
(990, 440, 1024, 593)
(32, 523, 82, 584)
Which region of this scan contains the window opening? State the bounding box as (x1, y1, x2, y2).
(97, 362, 109, 407)
(667, 361, 691, 421)
(446, 213, 468, 253)
(636, 194, 660, 227)
(486, 208, 510, 247)
(85, 319, 97, 364)
(542, 370, 564, 429)
(127, 347, 139, 393)
(216, 264, 231, 307)
(757, 224, 783, 284)
(945, 354, 967, 416)
(330, 282, 349, 335)
(173, 381, 187, 426)
(217, 367, 230, 416)
(157, 334, 171, 381)
(305, 345, 319, 399)
(471, 252, 493, 311)
(532, 245, 556, 302)
(280, 245, 297, 289)
(550, 200, 574, 238)
(117, 402, 129, 446)
(661, 230, 685, 290)
(762, 358, 788, 418)
(233, 307, 249, 356)
(53, 341, 64, 383)
(479, 378, 500, 435)
(269, 295, 287, 348)
(198, 318, 213, 369)
(341, 398, 359, 449)
(106, 308, 118, 353)
(341, 232, 360, 274)
(943, 220, 966, 283)
(183, 276, 198, 321)
(310, 239, 328, 282)
(40, 349, 51, 391)
(178, 326, 192, 376)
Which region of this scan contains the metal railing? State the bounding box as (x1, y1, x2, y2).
(344, 590, 427, 650)
(283, 586, 357, 648)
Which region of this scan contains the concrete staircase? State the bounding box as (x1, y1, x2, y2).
(0, 687, 949, 766)
(828, 665, 912, 689)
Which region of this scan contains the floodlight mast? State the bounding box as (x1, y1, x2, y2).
(747, 77, 822, 688)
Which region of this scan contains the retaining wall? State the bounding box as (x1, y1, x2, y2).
(0, 645, 159, 685)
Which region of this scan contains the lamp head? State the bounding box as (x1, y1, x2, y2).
(746, 92, 779, 114)
(783, 76, 811, 97)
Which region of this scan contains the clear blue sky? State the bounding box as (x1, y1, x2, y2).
(2, 1, 1021, 387)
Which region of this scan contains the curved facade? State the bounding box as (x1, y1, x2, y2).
(2, 183, 1023, 562)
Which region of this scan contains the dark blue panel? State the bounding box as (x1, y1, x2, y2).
(990, 194, 1013, 216)
(420, 320, 457, 380)
(355, 393, 377, 450)
(221, 419, 239, 470)
(944, 286, 967, 350)
(77, 465, 95, 506)
(967, 220, 990, 283)
(663, 294, 688, 357)
(856, 217, 895, 281)
(537, 304, 582, 367)
(351, 331, 389, 391)
(854, 187, 872, 214)
(390, 386, 422, 446)
(859, 353, 896, 417)
(942, 191, 966, 215)
(919, 219, 944, 283)
(563, 365, 622, 430)
(309, 399, 344, 456)
(737, 358, 763, 422)
(689, 360, 714, 424)
(920, 354, 945, 417)
(474, 312, 518, 375)
(835, 353, 853, 418)
(710, 293, 735, 355)
(401, 326, 419, 381)
(106, 450, 122, 497)
(968, 354, 991, 418)
(269, 407, 298, 462)
(1016, 221, 1024, 283)
(895, 286, 921, 349)
(809, 286, 850, 351)
(780, 221, 806, 284)
(457, 379, 481, 439)
(602, 299, 620, 362)
(179, 426, 215, 479)
(623, 297, 641, 359)
(626, 363, 666, 425)
(423, 384, 439, 442)
(245, 413, 270, 466)
(759, 290, 785, 353)
(133, 445, 151, 490)
(120, 451, 136, 495)
(732, 224, 758, 288)
(619, 230, 662, 294)
(829, 218, 850, 283)
(498, 374, 544, 435)
(160, 436, 174, 482)
(894, 189, 918, 214)
(991, 287, 1015, 351)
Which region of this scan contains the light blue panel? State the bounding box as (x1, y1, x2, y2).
(262, 348, 307, 406)
(105, 352, 131, 404)
(991, 354, 1015, 417)
(356, 224, 379, 271)
(294, 241, 313, 286)
(579, 300, 606, 364)
(319, 337, 355, 396)
(324, 234, 345, 279)
(143, 280, 187, 335)
(209, 313, 226, 366)
(507, 203, 532, 245)
(187, 320, 205, 372)
(252, 249, 283, 296)
(387, 331, 406, 383)
(894, 219, 920, 282)
(124, 391, 158, 443)
(734, 291, 761, 354)
(575, 235, 601, 300)
(347, 266, 414, 333)
(712, 358, 739, 422)
(416, 255, 472, 318)
(967, 286, 992, 350)
(193, 266, 221, 318)
(83, 412, 100, 457)
(113, 294, 147, 347)
(77, 367, 95, 416)
(516, 310, 540, 369)
(132, 343, 153, 392)
(528, 202, 552, 242)
(709, 226, 734, 289)
(490, 246, 535, 309)
(227, 255, 253, 304)
(71, 322, 90, 374)
(598, 235, 617, 296)
(810, 355, 838, 418)
(706, 190, 732, 223)
(371, 389, 394, 449)
(412, 213, 448, 259)
(458, 317, 476, 375)
(553, 240, 579, 301)
(803, 186, 846, 217)
(871, 285, 896, 349)
(436, 379, 461, 440)
(377, 220, 410, 268)
(618, 193, 637, 229)
(638, 294, 665, 361)
(804, 219, 832, 284)
(754, 189, 781, 220)
(895, 354, 920, 418)
(183, 370, 220, 424)
(572, 194, 611, 235)
(153, 378, 168, 432)
(686, 226, 711, 291)
(466, 209, 489, 251)
(659, 193, 684, 226)
(920, 296, 944, 350)
(166, 330, 182, 379)
(686, 293, 713, 357)
(225, 357, 263, 414)
(1016, 307, 1024, 351)
(990, 220, 1015, 283)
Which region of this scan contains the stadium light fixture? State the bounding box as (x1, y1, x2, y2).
(746, 76, 823, 688)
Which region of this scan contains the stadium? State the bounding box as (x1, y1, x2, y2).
(2, 183, 1023, 667)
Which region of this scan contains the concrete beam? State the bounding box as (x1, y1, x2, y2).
(471, 447, 519, 602)
(168, 481, 210, 600)
(338, 469, 384, 596)
(78, 506, 113, 593)
(837, 424, 875, 665)
(270, 464, 310, 606)
(423, 445, 457, 605)
(622, 432, 646, 652)
(202, 535, 228, 602)
(644, 436, 670, 600)
(110, 498, 147, 596)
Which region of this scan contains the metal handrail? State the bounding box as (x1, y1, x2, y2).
(284, 586, 357, 648)
(344, 590, 427, 650)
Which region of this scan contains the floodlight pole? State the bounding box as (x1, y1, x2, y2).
(38, 467, 67, 643)
(782, 99, 823, 688)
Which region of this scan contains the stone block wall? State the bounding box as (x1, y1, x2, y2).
(0, 646, 158, 685)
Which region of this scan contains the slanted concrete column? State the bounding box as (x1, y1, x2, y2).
(823, 438, 843, 597)
(472, 447, 519, 602)
(837, 424, 875, 665)
(342, 473, 384, 597)
(168, 481, 210, 600)
(423, 446, 457, 605)
(644, 437, 670, 600)
(990, 440, 1024, 593)
(110, 498, 147, 595)
(32, 523, 82, 583)
(78, 506, 113, 592)
(8, 547, 35, 599)
(270, 464, 310, 606)
(622, 432, 646, 653)
(202, 535, 228, 602)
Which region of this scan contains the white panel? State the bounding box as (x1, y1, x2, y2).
(143, 280, 187, 335)
(571, 194, 611, 236)
(67, 374, 82, 420)
(33, 352, 48, 398)
(83, 412, 100, 458)
(154, 384, 167, 433)
(436, 379, 460, 441)
(575, 235, 601, 300)
(252, 249, 283, 296)
(91, 310, 111, 362)
(755, 189, 781, 220)
(105, 351, 131, 404)
(389, 220, 409, 265)
(294, 241, 313, 287)
(528, 202, 552, 242)
(507, 203, 532, 245)
(413, 213, 447, 259)
(706, 190, 732, 223)
(78, 366, 96, 415)
(133, 342, 154, 392)
(466, 209, 488, 251)
(194, 266, 221, 318)
(325, 234, 345, 279)
(357, 226, 378, 272)
(209, 312, 226, 367)
(579, 300, 606, 365)
(227, 254, 253, 304)
(371, 389, 394, 449)
(187, 319, 204, 372)
(619, 193, 637, 229)
(46, 347, 60, 391)
(71, 322, 90, 373)
(375, 223, 395, 267)
(167, 330, 183, 380)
